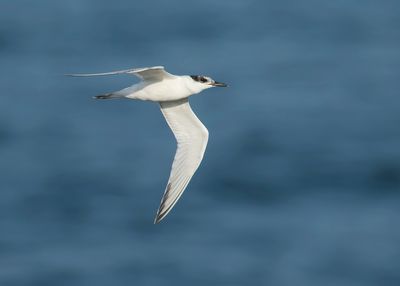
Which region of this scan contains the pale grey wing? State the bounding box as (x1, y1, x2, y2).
(155, 98, 209, 223)
(128, 66, 175, 81)
(66, 66, 174, 81)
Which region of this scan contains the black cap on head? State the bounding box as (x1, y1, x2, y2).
(190, 75, 208, 83)
(190, 75, 227, 87)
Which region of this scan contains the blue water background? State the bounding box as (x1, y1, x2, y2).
(1, 0, 400, 285)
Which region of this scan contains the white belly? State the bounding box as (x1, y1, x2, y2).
(126, 78, 192, 102)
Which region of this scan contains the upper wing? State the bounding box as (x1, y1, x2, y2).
(65, 66, 174, 81)
(155, 98, 209, 223)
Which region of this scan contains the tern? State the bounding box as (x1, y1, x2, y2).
(67, 66, 227, 223)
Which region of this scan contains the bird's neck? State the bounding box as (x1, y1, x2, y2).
(181, 76, 204, 95)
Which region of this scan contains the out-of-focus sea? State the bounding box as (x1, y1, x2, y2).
(0, 1, 399, 285)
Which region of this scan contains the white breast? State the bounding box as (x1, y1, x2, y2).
(126, 76, 204, 102)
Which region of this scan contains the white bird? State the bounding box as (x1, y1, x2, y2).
(67, 66, 227, 223)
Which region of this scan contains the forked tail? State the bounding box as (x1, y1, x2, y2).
(93, 93, 123, 99)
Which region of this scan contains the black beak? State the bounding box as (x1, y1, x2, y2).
(211, 81, 228, 87)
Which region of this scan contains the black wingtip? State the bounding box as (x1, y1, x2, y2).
(154, 212, 165, 224)
(64, 73, 85, 77)
(154, 207, 169, 224)
(93, 93, 112, 99)
(153, 183, 172, 224)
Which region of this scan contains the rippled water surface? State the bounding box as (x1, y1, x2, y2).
(1, 1, 400, 285)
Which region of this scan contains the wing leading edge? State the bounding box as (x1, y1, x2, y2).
(65, 66, 174, 81)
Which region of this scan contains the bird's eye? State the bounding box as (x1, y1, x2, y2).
(200, 77, 207, 83)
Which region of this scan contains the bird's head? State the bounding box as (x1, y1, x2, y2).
(189, 75, 227, 90)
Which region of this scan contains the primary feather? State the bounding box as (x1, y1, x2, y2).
(155, 98, 209, 223)
(65, 66, 174, 81)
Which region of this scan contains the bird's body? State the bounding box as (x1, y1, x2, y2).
(67, 66, 226, 223)
(118, 76, 205, 101)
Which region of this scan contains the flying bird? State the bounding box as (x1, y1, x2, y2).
(67, 66, 227, 223)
